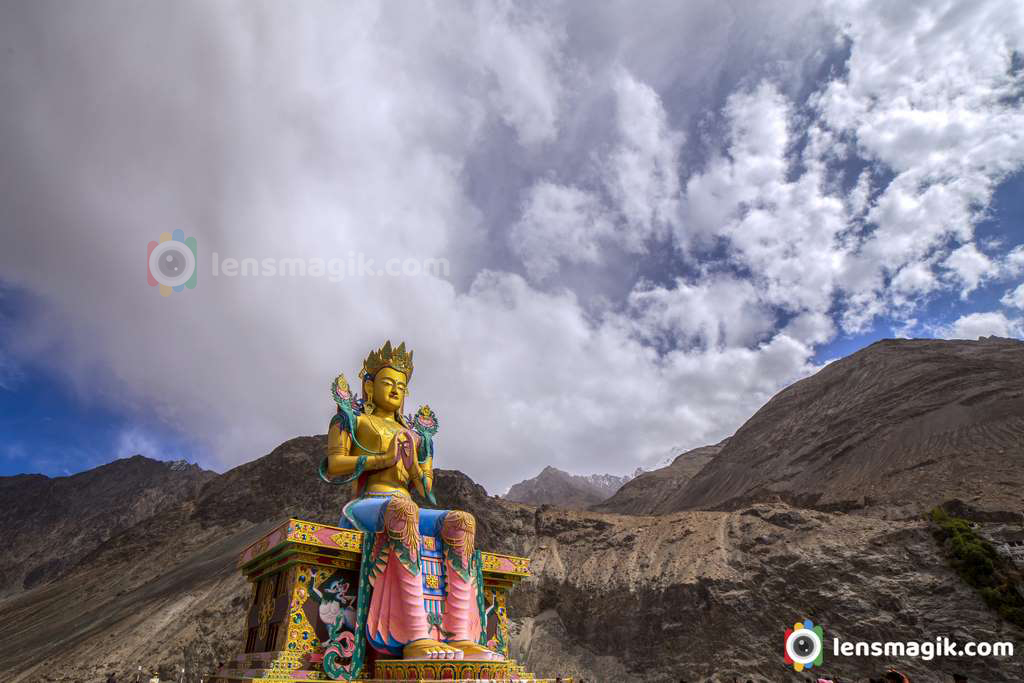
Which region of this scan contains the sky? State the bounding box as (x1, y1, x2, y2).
(1, 0, 1023, 493)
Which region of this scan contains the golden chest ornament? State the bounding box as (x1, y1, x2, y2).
(366, 416, 401, 448)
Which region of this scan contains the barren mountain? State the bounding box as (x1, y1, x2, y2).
(592, 440, 726, 515)
(0, 437, 535, 683)
(504, 465, 632, 508)
(2, 438, 1022, 682)
(3, 435, 1023, 682)
(670, 337, 1024, 517)
(517, 503, 1023, 682)
(0, 455, 214, 598)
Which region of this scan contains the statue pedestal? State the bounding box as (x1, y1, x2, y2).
(208, 518, 567, 683)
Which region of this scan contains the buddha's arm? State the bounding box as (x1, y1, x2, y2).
(325, 420, 390, 478)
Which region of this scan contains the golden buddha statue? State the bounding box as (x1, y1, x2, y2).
(320, 341, 501, 671)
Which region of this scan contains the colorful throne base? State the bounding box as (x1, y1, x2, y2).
(215, 653, 560, 682)
(208, 519, 569, 683)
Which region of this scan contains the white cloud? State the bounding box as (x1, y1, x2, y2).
(1001, 283, 1024, 310)
(471, 2, 567, 146)
(847, 169, 872, 218)
(115, 428, 169, 460)
(891, 261, 939, 304)
(933, 311, 1024, 340)
(0, 1, 578, 489)
(627, 275, 775, 350)
(605, 69, 683, 245)
(684, 83, 791, 247)
(783, 311, 837, 347)
(0, 2, 832, 491)
(683, 83, 848, 338)
(1000, 246, 1024, 277)
(892, 318, 919, 339)
(510, 182, 614, 280)
(509, 68, 685, 281)
(2, 0, 1024, 494)
(817, 0, 1024, 329)
(943, 243, 997, 299)
(444, 271, 818, 473)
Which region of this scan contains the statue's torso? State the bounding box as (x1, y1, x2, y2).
(353, 413, 410, 494)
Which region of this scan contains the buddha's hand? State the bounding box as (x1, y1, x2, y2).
(373, 432, 402, 470)
(395, 430, 418, 473)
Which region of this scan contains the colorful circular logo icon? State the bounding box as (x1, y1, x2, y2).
(147, 229, 197, 296)
(784, 618, 824, 672)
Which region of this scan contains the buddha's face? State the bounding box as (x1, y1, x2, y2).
(369, 366, 408, 414)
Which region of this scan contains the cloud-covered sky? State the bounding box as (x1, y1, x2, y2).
(1, 0, 1023, 492)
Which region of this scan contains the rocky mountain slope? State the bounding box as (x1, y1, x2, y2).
(518, 503, 1024, 682)
(0, 438, 536, 683)
(2, 338, 1024, 681)
(2, 436, 1022, 682)
(669, 337, 1024, 517)
(592, 440, 726, 515)
(0, 455, 214, 598)
(504, 465, 633, 508)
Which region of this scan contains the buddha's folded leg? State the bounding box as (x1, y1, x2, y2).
(365, 495, 431, 652)
(440, 510, 502, 660)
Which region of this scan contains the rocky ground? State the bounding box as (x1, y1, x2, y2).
(516, 504, 1024, 681)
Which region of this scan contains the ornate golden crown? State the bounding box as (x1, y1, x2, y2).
(361, 340, 414, 380)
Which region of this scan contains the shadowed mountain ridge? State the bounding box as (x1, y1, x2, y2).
(667, 337, 1024, 516)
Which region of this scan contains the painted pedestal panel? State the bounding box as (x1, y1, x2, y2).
(208, 519, 567, 683)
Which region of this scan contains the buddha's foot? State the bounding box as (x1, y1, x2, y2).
(445, 640, 504, 661)
(403, 638, 464, 660)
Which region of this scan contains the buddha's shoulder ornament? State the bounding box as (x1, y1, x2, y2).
(320, 372, 372, 486)
(407, 404, 439, 504)
(407, 404, 439, 462)
(330, 372, 364, 436)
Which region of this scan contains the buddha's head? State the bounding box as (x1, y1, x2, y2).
(361, 340, 414, 421)
(366, 366, 408, 416)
